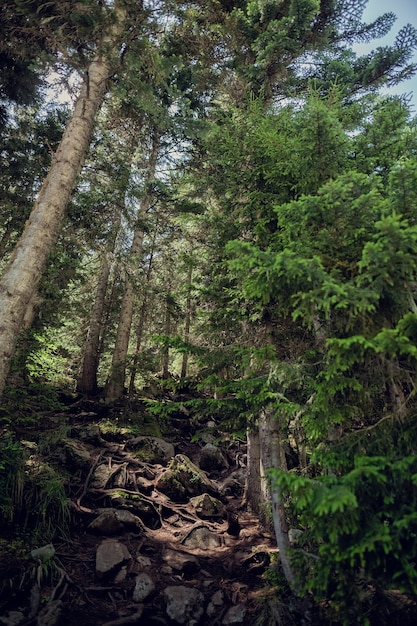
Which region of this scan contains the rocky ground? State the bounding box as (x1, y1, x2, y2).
(0, 396, 287, 626)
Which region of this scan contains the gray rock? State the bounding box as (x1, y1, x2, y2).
(36, 600, 63, 626)
(0, 611, 25, 626)
(181, 525, 222, 550)
(89, 509, 144, 535)
(63, 439, 92, 469)
(125, 436, 174, 465)
(207, 590, 225, 617)
(199, 444, 228, 472)
(190, 493, 226, 519)
(95, 539, 132, 580)
(156, 454, 218, 503)
(163, 585, 204, 625)
(162, 548, 199, 574)
(132, 573, 155, 601)
(222, 604, 246, 624)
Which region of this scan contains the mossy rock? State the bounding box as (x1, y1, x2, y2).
(124, 436, 174, 465)
(155, 454, 218, 503)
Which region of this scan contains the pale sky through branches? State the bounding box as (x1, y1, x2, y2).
(355, 0, 417, 112)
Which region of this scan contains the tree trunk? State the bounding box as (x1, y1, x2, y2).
(180, 263, 193, 380)
(77, 253, 112, 395)
(77, 210, 122, 395)
(260, 407, 296, 589)
(0, 10, 125, 398)
(161, 293, 172, 380)
(105, 131, 160, 402)
(242, 427, 262, 514)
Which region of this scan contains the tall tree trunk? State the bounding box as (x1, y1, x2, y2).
(77, 212, 122, 395)
(161, 293, 172, 380)
(260, 406, 296, 589)
(105, 131, 160, 402)
(0, 10, 125, 398)
(180, 262, 193, 380)
(77, 252, 112, 395)
(128, 242, 156, 394)
(242, 427, 262, 513)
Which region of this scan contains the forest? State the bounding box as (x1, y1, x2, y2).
(1, 1, 417, 624)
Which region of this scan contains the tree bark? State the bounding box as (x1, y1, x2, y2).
(105, 131, 160, 402)
(0, 9, 125, 398)
(260, 407, 296, 589)
(180, 262, 193, 380)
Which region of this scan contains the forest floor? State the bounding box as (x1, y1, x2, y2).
(1, 390, 417, 626)
(0, 391, 294, 626)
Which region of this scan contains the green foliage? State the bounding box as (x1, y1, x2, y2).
(273, 452, 417, 620)
(0, 436, 24, 522)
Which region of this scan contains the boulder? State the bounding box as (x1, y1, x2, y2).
(162, 548, 199, 574)
(181, 524, 222, 550)
(88, 509, 144, 535)
(190, 493, 226, 519)
(132, 573, 155, 602)
(199, 444, 228, 472)
(155, 454, 218, 503)
(222, 605, 246, 624)
(125, 436, 174, 465)
(163, 585, 204, 625)
(95, 539, 132, 581)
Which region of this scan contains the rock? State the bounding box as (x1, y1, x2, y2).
(71, 424, 102, 444)
(95, 539, 132, 581)
(207, 590, 225, 617)
(132, 573, 155, 601)
(36, 600, 63, 626)
(219, 471, 245, 497)
(181, 524, 222, 550)
(125, 436, 175, 465)
(162, 549, 199, 574)
(90, 464, 114, 489)
(109, 492, 161, 529)
(163, 585, 204, 625)
(288, 528, 303, 544)
(136, 555, 152, 570)
(222, 605, 246, 624)
(30, 544, 55, 561)
(89, 509, 145, 535)
(89, 511, 123, 535)
(0, 611, 25, 626)
(156, 454, 218, 503)
(190, 493, 226, 519)
(199, 444, 228, 472)
(63, 439, 92, 469)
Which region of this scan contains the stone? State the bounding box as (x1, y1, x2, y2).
(90, 464, 113, 489)
(163, 585, 204, 625)
(95, 539, 132, 581)
(199, 444, 229, 472)
(108, 492, 161, 529)
(222, 605, 246, 625)
(36, 600, 63, 626)
(207, 590, 225, 617)
(181, 525, 222, 550)
(89, 511, 123, 535)
(89, 509, 145, 535)
(136, 555, 152, 570)
(63, 439, 92, 469)
(155, 454, 217, 503)
(162, 549, 199, 574)
(0, 611, 25, 626)
(132, 573, 155, 602)
(125, 436, 175, 465)
(190, 493, 226, 519)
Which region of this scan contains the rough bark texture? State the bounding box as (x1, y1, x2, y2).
(0, 9, 126, 398)
(77, 254, 112, 395)
(105, 133, 160, 402)
(260, 407, 295, 589)
(243, 427, 262, 514)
